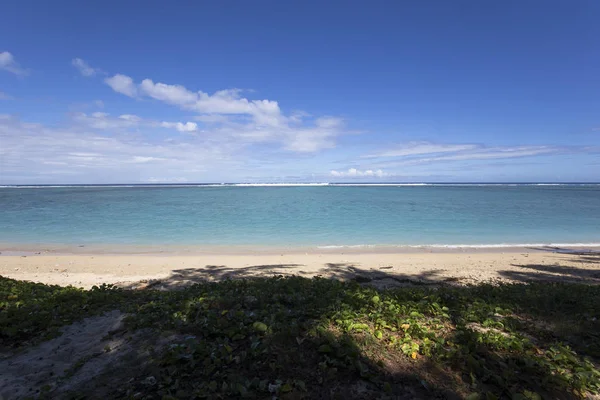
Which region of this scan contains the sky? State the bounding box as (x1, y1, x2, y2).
(1, 0, 599, 183)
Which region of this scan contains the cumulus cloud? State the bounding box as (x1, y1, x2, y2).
(137, 80, 281, 118)
(103, 72, 345, 152)
(139, 79, 198, 106)
(71, 58, 98, 77)
(0, 52, 28, 76)
(160, 121, 198, 132)
(330, 168, 387, 178)
(104, 74, 137, 97)
(136, 79, 282, 127)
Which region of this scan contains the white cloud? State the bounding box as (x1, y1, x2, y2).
(69, 152, 102, 158)
(0, 114, 239, 183)
(193, 114, 231, 124)
(42, 161, 68, 166)
(316, 117, 343, 129)
(104, 74, 137, 97)
(3, 111, 597, 183)
(139, 79, 198, 106)
(369, 144, 563, 169)
(364, 142, 479, 158)
(330, 168, 387, 178)
(427, 146, 555, 162)
(119, 114, 142, 122)
(160, 121, 198, 132)
(332, 143, 579, 180)
(283, 118, 343, 152)
(0, 91, 12, 100)
(137, 79, 282, 123)
(95, 100, 105, 108)
(146, 177, 189, 183)
(71, 112, 207, 136)
(0, 52, 28, 76)
(71, 58, 98, 77)
(132, 156, 167, 163)
(103, 73, 345, 152)
(289, 110, 311, 124)
(72, 112, 142, 130)
(435, 146, 554, 162)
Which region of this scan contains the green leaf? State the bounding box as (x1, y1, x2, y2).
(383, 382, 392, 393)
(208, 381, 217, 392)
(252, 321, 268, 332)
(259, 379, 268, 391)
(237, 383, 248, 396)
(350, 323, 369, 331)
(281, 383, 292, 393)
(318, 344, 332, 353)
(295, 380, 307, 391)
(523, 391, 542, 400)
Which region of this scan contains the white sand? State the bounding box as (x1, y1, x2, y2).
(1, 248, 599, 288)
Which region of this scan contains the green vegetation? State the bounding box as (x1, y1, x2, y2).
(2, 276, 599, 399)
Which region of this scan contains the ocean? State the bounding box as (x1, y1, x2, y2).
(1, 184, 599, 248)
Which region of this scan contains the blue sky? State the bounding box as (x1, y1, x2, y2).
(1, 0, 599, 183)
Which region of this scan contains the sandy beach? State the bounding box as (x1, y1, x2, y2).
(1, 247, 599, 289)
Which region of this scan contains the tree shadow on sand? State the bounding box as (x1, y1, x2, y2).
(528, 247, 600, 265)
(131, 263, 466, 291)
(499, 263, 600, 284)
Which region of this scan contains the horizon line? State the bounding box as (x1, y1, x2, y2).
(1, 181, 600, 187)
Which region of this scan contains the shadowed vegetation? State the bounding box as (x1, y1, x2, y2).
(1, 265, 600, 399)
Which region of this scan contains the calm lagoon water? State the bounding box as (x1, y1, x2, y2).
(1, 184, 599, 248)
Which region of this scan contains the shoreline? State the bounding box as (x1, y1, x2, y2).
(1, 248, 599, 289)
(2, 242, 600, 257)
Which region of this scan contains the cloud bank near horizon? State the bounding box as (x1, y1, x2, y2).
(0, 55, 598, 183)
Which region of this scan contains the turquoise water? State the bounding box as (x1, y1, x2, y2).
(1, 184, 599, 248)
